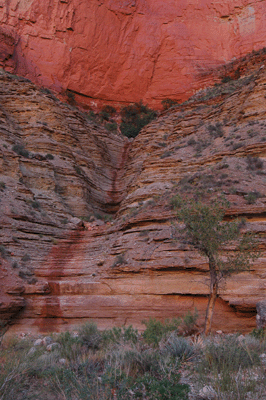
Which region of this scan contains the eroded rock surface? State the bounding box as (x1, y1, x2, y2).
(1, 0, 266, 107)
(1, 53, 266, 335)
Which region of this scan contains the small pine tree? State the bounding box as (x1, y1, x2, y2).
(172, 197, 259, 334)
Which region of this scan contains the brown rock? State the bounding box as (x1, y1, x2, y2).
(256, 301, 266, 329)
(1, 56, 266, 335)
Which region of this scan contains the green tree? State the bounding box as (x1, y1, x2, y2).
(172, 197, 259, 335)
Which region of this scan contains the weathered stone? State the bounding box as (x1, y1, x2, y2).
(34, 339, 43, 346)
(1, 1, 266, 107)
(46, 343, 60, 351)
(256, 301, 266, 329)
(1, 54, 266, 335)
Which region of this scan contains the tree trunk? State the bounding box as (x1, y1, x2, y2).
(204, 281, 218, 335)
(204, 255, 218, 335)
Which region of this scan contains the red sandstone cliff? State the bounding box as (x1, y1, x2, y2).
(1, 0, 266, 108)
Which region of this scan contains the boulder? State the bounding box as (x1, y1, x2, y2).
(256, 301, 266, 329)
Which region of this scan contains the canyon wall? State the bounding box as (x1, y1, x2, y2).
(1, 0, 266, 107)
(1, 51, 266, 335)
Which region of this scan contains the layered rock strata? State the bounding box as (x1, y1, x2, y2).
(1, 56, 266, 334)
(1, 1, 266, 107)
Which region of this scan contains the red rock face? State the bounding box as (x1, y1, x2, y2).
(1, 0, 266, 107)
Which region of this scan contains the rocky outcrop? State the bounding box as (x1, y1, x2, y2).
(0, 69, 128, 325)
(256, 301, 266, 329)
(1, 1, 266, 107)
(1, 52, 266, 335)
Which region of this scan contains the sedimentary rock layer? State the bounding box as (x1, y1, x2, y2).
(1, 52, 266, 334)
(1, 0, 266, 107)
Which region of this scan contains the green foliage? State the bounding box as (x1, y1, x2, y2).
(0, 245, 7, 259)
(21, 253, 30, 262)
(78, 322, 102, 349)
(245, 191, 260, 204)
(246, 155, 264, 170)
(0, 181, 6, 190)
(173, 198, 259, 278)
(164, 335, 195, 362)
(207, 122, 224, 138)
(105, 122, 117, 132)
(2, 322, 266, 400)
(161, 98, 178, 110)
(74, 165, 82, 175)
(142, 318, 180, 346)
(12, 144, 30, 158)
(250, 327, 266, 339)
(45, 153, 54, 160)
(179, 309, 199, 336)
(102, 105, 116, 115)
(102, 325, 138, 345)
(131, 371, 189, 399)
(196, 335, 262, 399)
(120, 102, 157, 138)
(111, 253, 127, 268)
(30, 200, 41, 209)
(198, 335, 260, 373)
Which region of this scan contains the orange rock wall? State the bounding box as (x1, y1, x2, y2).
(1, 0, 266, 107)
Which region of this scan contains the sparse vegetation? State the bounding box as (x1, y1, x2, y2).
(245, 191, 261, 204)
(12, 144, 30, 158)
(105, 122, 117, 132)
(172, 197, 259, 334)
(207, 122, 224, 138)
(1, 322, 266, 400)
(120, 102, 157, 138)
(0, 245, 7, 259)
(246, 155, 264, 171)
(161, 98, 178, 110)
(30, 200, 41, 210)
(111, 253, 127, 268)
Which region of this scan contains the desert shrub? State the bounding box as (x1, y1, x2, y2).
(74, 165, 82, 175)
(232, 142, 244, 150)
(197, 335, 260, 374)
(250, 328, 266, 339)
(111, 253, 127, 268)
(120, 102, 157, 138)
(131, 371, 189, 399)
(160, 151, 172, 159)
(221, 75, 232, 83)
(102, 325, 138, 345)
(105, 122, 117, 132)
(161, 98, 178, 110)
(246, 155, 264, 170)
(56, 331, 81, 360)
(78, 322, 102, 349)
(102, 105, 116, 115)
(244, 191, 260, 204)
(66, 90, 76, 105)
(30, 200, 41, 209)
(99, 110, 110, 121)
(12, 144, 29, 158)
(0, 181, 6, 190)
(164, 335, 195, 362)
(207, 122, 224, 138)
(21, 253, 30, 262)
(45, 153, 54, 160)
(0, 245, 7, 258)
(187, 138, 196, 146)
(179, 309, 198, 336)
(142, 318, 180, 346)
